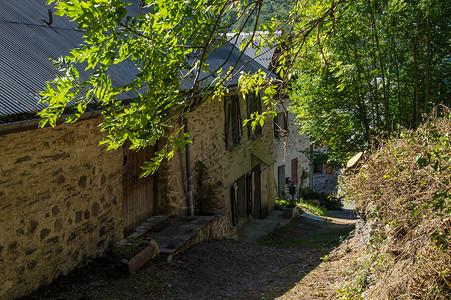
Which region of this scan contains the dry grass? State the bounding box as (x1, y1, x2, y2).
(344, 109, 451, 299)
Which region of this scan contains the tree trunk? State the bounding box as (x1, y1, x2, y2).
(390, 29, 402, 126)
(370, 5, 389, 134)
(412, 37, 419, 127)
(424, 17, 430, 113)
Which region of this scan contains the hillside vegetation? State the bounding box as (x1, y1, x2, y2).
(228, 0, 292, 32)
(345, 108, 451, 299)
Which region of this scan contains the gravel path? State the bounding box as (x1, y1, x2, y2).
(23, 212, 357, 300)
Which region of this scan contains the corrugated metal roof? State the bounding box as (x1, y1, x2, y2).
(0, 1, 273, 121)
(181, 41, 275, 90)
(0, 0, 142, 118)
(226, 32, 280, 70)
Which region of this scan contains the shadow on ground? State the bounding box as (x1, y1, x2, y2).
(22, 211, 356, 300)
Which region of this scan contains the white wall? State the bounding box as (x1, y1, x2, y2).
(273, 100, 310, 198)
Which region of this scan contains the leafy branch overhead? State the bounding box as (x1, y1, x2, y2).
(41, 0, 436, 174)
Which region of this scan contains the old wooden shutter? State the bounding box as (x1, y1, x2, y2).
(278, 164, 285, 196)
(225, 95, 242, 149)
(232, 95, 242, 145)
(274, 112, 288, 138)
(247, 93, 262, 137)
(224, 98, 232, 149)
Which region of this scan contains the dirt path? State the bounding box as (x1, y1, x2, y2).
(23, 211, 359, 300)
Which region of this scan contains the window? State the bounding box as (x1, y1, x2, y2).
(224, 95, 242, 150)
(274, 112, 288, 138)
(313, 162, 323, 174)
(246, 92, 262, 137)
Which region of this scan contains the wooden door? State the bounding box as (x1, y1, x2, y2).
(252, 165, 269, 219)
(236, 174, 247, 218)
(252, 165, 262, 219)
(122, 144, 159, 234)
(260, 167, 268, 218)
(278, 164, 285, 197)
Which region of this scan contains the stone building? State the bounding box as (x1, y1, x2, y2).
(0, 2, 155, 298)
(159, 42, 277, 227)
(273, 103, 311, 198)
(227, 33, 312, 199)
(0, 2, 279, 299)
(311, 147, 340, 194)
(0, 116, 125, 299)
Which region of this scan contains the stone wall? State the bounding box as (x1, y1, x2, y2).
(158, 146, 189, 215)
(274, 100, 311, 195)
(0, 117, 123, 299)
(161, 93, 276, 223)
(312, 173, 339, 194)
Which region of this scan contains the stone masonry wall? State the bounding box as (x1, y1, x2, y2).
(312, 173, 339, 194)
(274, 100, 311, 194)
(161, 93, 276, 223)
(0, 117, 123, 299)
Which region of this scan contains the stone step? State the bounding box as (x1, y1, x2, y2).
(122, 213, 232, 263)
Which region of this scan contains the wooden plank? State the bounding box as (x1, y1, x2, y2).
(252, 165, 262, 219)
(123, 143, 158, 234)
(260, 167, 268, 218)
(347, 152, 363, 169)
(291, 158, 298, 184)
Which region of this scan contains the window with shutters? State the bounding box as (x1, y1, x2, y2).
(273, 112, 288, 138)
(224, 94, 243, 150)
(246, 92, 262, 138)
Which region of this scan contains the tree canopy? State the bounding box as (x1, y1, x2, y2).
(38, 0, 450, 172)
(39, 0, 346, 174)
(289, 0, 450, 161)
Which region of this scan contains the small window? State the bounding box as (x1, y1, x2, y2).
(224, 95, 243, 150)
(274, 112, 288, 138)
(246, 92, 262, 138)
(313, 162, 323, 174)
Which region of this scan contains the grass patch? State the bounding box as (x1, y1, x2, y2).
(275, 199, 328, 216)
(299, 201, 327, 216)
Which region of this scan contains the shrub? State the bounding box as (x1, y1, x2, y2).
(274, 199, 290, 210)
(345, 109, 451, 299)
(299, 187, 343, 210)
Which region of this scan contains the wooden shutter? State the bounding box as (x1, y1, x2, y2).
(225, 95, 242, 149)
(247, 93, 262, 137)
(231, 95, 241, 145)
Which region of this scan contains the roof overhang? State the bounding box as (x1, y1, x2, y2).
(251, 148, 276, 167)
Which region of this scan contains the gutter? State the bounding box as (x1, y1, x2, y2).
(184, 118, 194, 216)
(0, 110, 102, 136)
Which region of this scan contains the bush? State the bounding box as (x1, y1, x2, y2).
(345, 110, 451, 299)
(299, 187, 343, 210)
(274, 199, 290, 210)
